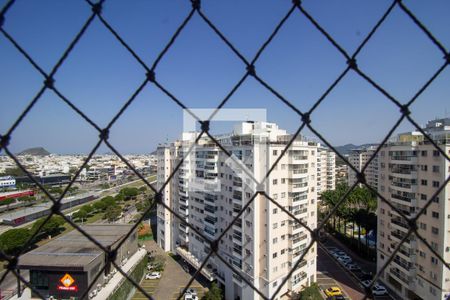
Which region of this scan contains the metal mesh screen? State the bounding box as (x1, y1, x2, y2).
(0, 0, 449, 299)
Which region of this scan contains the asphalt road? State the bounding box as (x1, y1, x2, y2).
(317, 244, 366, 299)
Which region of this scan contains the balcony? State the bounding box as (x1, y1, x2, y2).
(204, 216, 217, 226)
(391, 218, 409, 230)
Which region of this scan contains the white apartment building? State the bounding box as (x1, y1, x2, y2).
(377, 118, 450, 300)
(157, 121, 318, 300)
(317, 147, 336, 194)
(347, 146, 379, 189)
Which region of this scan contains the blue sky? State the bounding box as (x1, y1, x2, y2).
(1, 0, 449, 154)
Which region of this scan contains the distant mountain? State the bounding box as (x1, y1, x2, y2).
(334, 143, 377, 156)
(18, 147, 50, 156)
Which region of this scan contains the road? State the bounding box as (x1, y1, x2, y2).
(0, 176, 156, 234)
(317, 237, 392, 300)
(317, 244, 366, 299)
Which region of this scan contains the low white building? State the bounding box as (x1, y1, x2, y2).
(0, 176, 16, 188)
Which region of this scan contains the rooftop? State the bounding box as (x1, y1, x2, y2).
(18, 224, 133, 269)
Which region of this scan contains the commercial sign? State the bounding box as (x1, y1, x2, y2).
(57, 273, 78, 292)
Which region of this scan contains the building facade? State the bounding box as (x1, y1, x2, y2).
(157, 122, 318, 300)
(317, 147, 336, 194)
(377, 118, 450, 300)
(347, 146, 379, 189)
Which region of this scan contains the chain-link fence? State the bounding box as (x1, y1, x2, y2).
(0, 0, 449, 299)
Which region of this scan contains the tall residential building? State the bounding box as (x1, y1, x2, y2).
(157, 121, 318, 300)
(377, 118, 450, 300)
(317, 147, 336, 194)
(347, 146, 379, 189)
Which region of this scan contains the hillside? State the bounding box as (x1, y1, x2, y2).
(17, 147, 50, 156)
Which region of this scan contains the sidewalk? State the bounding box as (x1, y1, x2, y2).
(94, 248, 146, 299)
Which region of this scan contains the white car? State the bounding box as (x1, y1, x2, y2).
(337, 256, 352, 264)
(184, 295, 199, 300)
(372, 284, 387, 295)
(145, 272, 161, 280)
(147, 264, 154, 270)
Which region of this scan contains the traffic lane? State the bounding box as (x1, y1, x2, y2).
(318, 246, 367, 300)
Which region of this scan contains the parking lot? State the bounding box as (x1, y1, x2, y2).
(317, 241, 392, 300)
(131, 240, 207, 300)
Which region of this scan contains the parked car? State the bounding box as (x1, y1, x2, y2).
(326, 247, 340, 253)
(147, 264, 154, 270)
(337, 256, 352, 264)
(332, 251, 347, 258)
(345, 263, 361, 272)
(361, 279, 378, 289)
(356, 271, 373, 281)
(145, 272, 161, 280)
(184, 294, 199, 300)
(186, 288, 197, 297)
(325, 287, 342, 297)
(372, 284, 387, 295)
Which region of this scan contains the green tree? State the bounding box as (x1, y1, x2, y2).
(104, 206, 121, 222)
(114, 193, 125, 202)
(292, 283, 322, 300)
(80, 204, 94, 215)
(73, 210, 88, 222)
(0, 198, 15, 206)
(93, 201, 107, 212)
(0, 167, 26, 177)
(202, 282, 223, 300)
(0, 228, 31, 255)
(31, 215, 65, 238)
(120, 187, 139, 200)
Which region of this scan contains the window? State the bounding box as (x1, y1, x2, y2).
(381, 208, 385, 214)
(273, 252, 277, 258)
(432, 181, 439, 188)
(273, 237, 278, 244)
(430, 286, 437, 295)
(281, 235, 286, 240)
(421, 150, 427, 156)
(419, 251, 426, 258)
(420, 223, 427, 230)
(273, 223, 278, 229)
(281, 192, 286, 198)
(421, 165, 428, 171)
(432, 165, 440, 173)
(421, 194, 427, 201)
(421, 179, 428, 186)
(273, 208, 278, 214)
(273, 281, 277, 287)
(273, 150, 278, 155)
(30, 271, 49, 290)
(432, 212, 439, 219)
(431, 257, 438, 264)
(432, 150, 440, 157)
(273, 266, 278, 272)
(431, 227, 439, 234)
(281, 178, 285, 184)
(281, 220, 286, 226)
(431, 242, 438, 251)
(273, 179, 278, 185)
